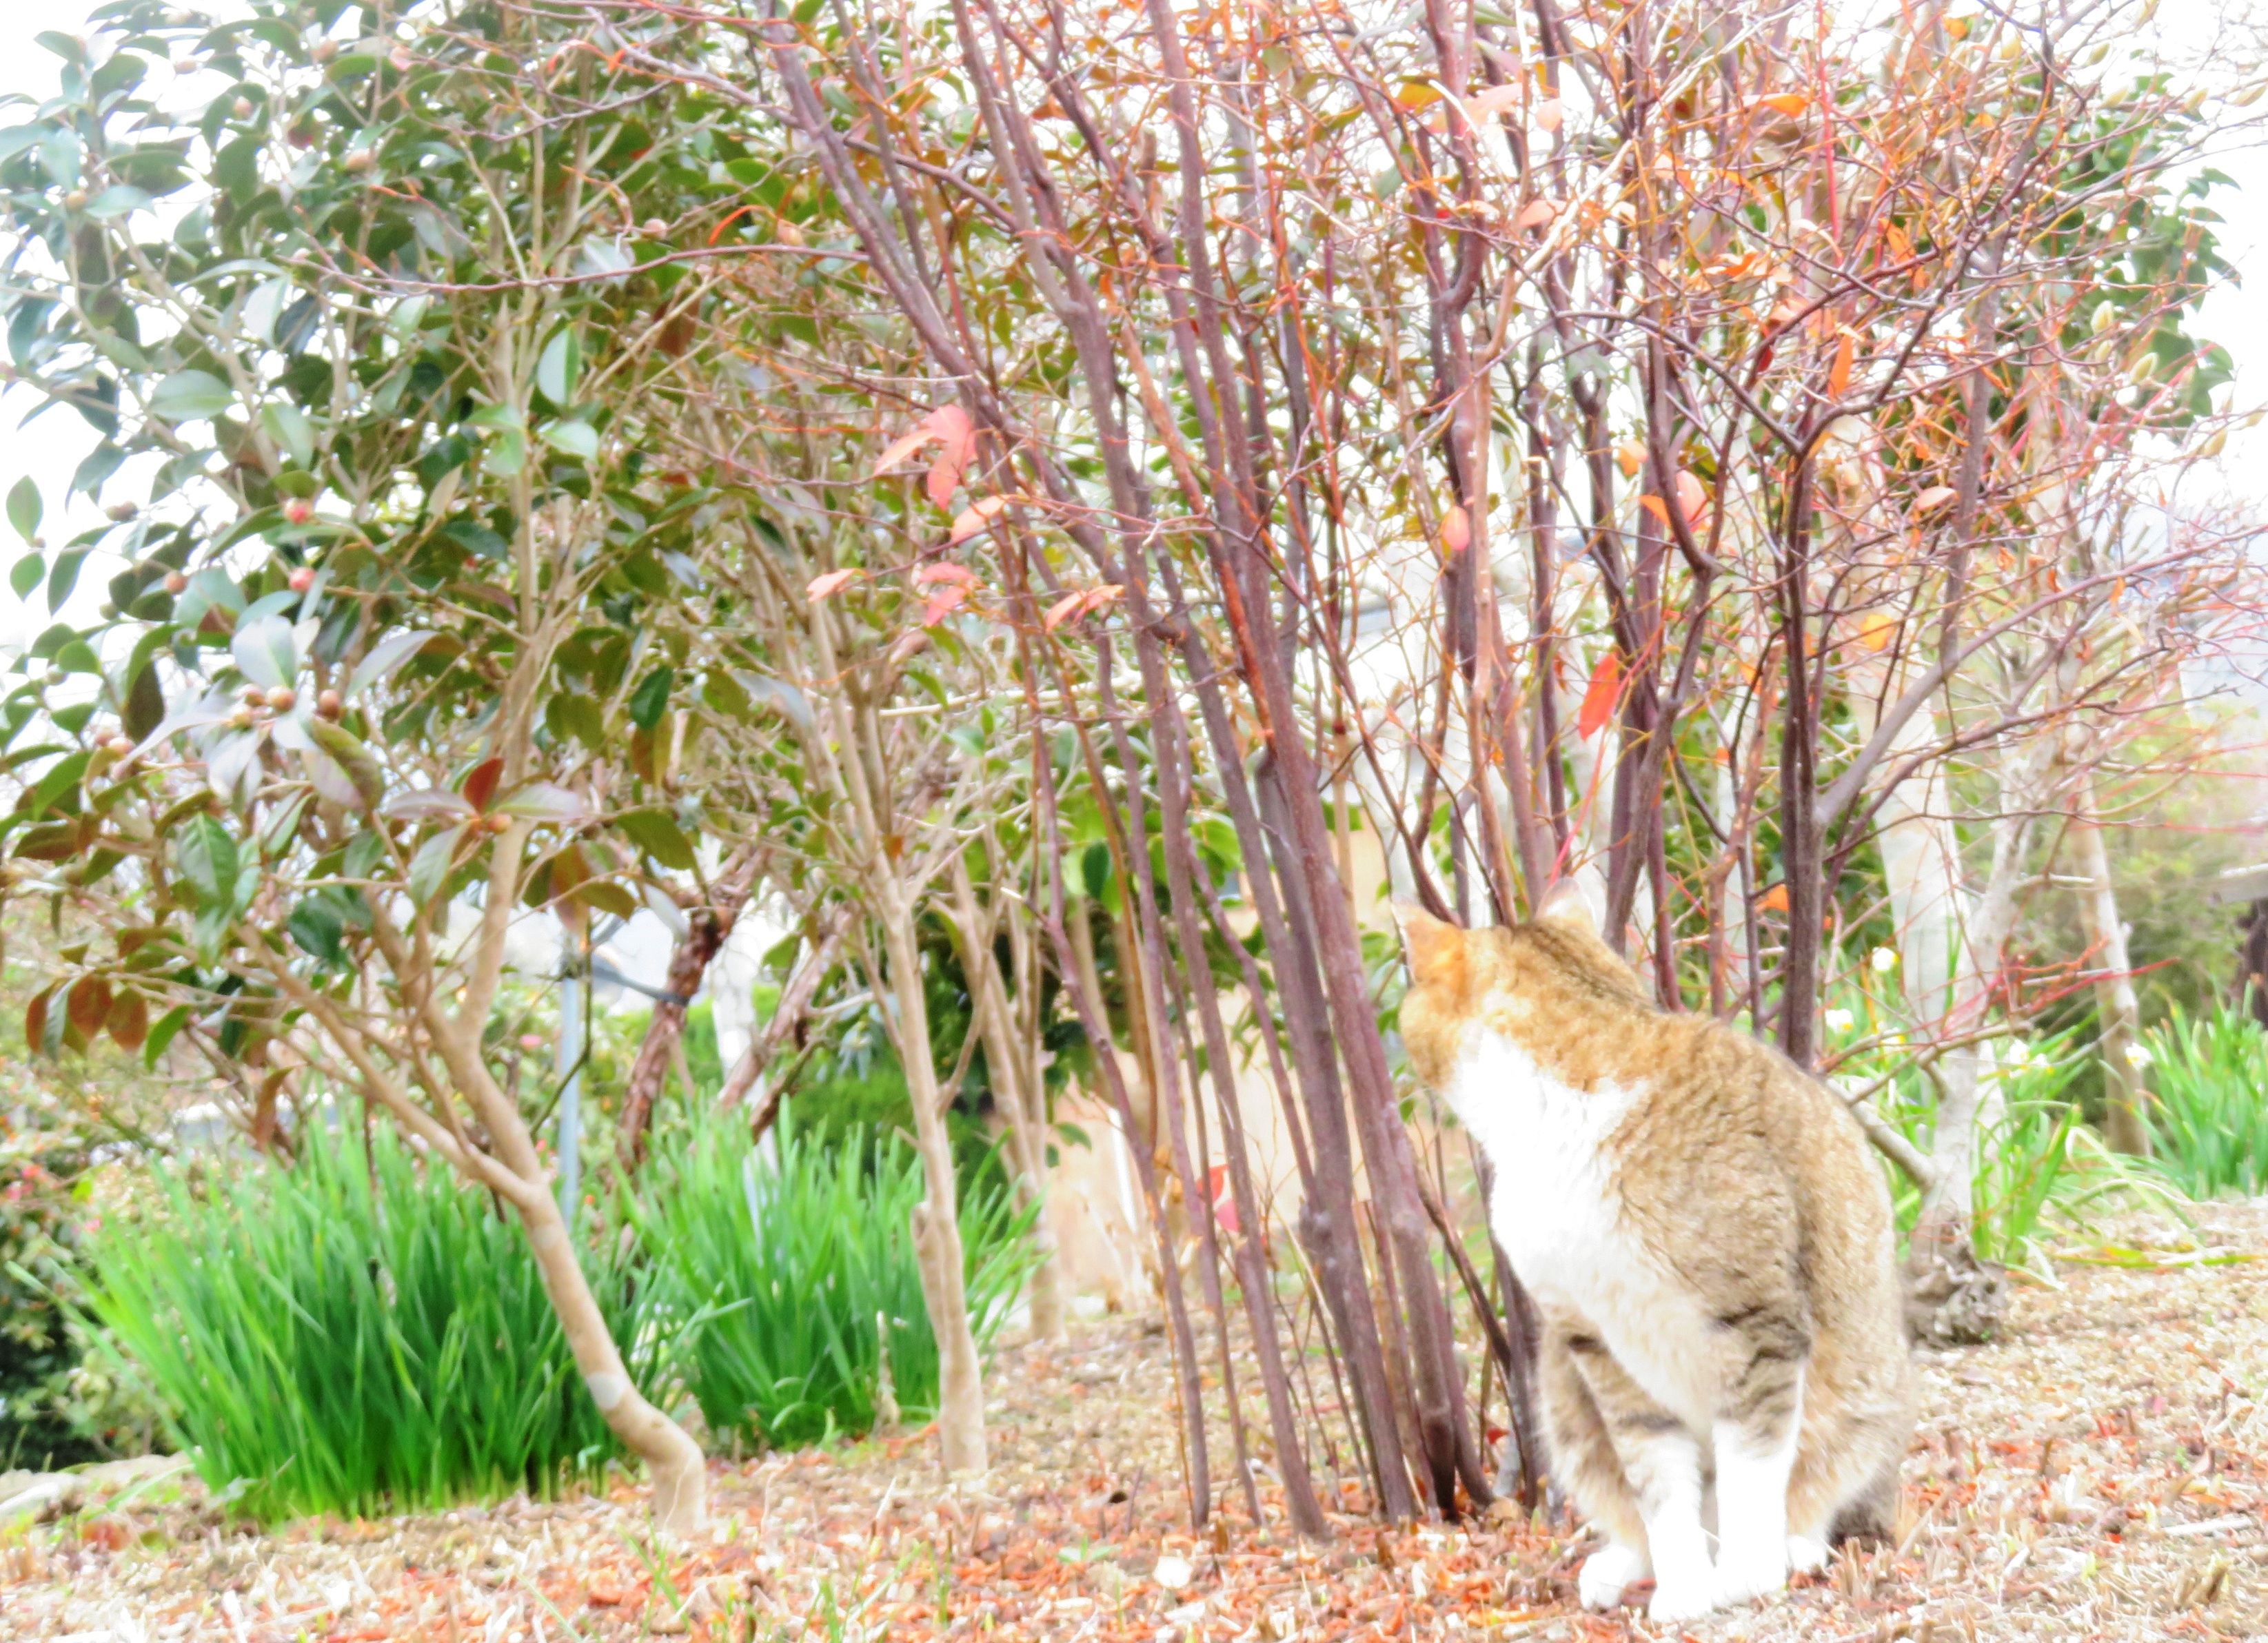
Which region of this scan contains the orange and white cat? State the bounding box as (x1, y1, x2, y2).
(1397, 891, 1911, 1621)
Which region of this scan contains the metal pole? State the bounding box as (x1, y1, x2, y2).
(556, 921, 588, 1221)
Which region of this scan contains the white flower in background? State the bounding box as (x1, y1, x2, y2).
(1870, 946, 1899, 974)
(2005, 1039, 2032, 1068)
(1883, 1032, 1907, 1049)
(1824, 1008, 1856, 1033)
(2125, 1041, 2154, 1069)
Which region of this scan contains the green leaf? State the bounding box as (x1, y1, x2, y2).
(407, 824, 463, 907)
(492, 784, 588, 824)
(261, 401, 316, 469)
(23, 748, 90, 822)
(176, 812, 237, 904)
(305, 719, 385, 811)
(617, 808, 696, 870)
(82, 185, 152, 220)
(485, 428, 527, 476)
(536, 328, 582, 406)
(143, 1003, 189, 1069)
(346, 630, 436, 700)
(287, 895, 346, 966)
(231, 612, 298, 688)
(538, 419, 600, 461)
(10, 553, 43, 600)
(7, 476, 39, 542)
(628, 666, 673, 731)
(148, 369, 234, 422)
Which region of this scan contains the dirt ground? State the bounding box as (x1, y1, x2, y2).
(10, 1205, 2268, 1642)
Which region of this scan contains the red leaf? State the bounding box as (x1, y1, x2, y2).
(1440, 504, 1470, 555)
(807, 569, 860, 601)
(914, 561, 978, 587)
(1043, 591, 1086, 631)
(921, 584, 969, 627)
(924, 405, 977, 508)
(462, 755, 505, 814)
(1577, 651, 1623, 741)
(1515, 197, 1556, 229)
(1207, 1164, 1241, 1236)
(1673, 471, 1708, 525)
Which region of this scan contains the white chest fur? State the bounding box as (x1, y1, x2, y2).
(1447, 1028, 1714, 1429)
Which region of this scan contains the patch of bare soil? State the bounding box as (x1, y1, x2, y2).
(9, 1207, 2268, 1642)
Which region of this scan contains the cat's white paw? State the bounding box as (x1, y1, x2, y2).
(1577, 1542, 1651, 1610)
(1646, 1568, 1721, 1624)
(1786, 1532, 1832, 1575)
(1711, 1538, 1790, 1606)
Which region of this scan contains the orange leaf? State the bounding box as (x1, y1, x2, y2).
(1914, 484, 1958, 514)
(1674, 470, 1708, 524)
(1828, 331, 1855, 397)
(1637, 493, 1674, 533)
(1044, 584, 1124, 632)
(1534, 98, 1563, 132)
(1857, 611, 1894, 653)
(1577, 651, 1623, 740)
(1515, 198, 1557, 229)
(1614, 442, 1645, 479)
(950, 495, 1011, 543)
(807, 569, 859, 601)
(1757, 92, 1810, 117)
(1460, 84, 1523, 125)
(1758, 882, 1791, 913)
(1441, 504, 1470, 555)
(914, 561, 978, 586)
(1393, 80, 1444, 112)
(872, 422, 936, 478)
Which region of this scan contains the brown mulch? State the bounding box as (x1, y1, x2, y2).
(9, 1207, 2268, 1642)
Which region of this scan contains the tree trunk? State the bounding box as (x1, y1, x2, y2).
(718, 907, 850, 1112)
(876, 899, 988, 1475)
(2071, 773, 2151, 1155)
(514, 1181, 707, 1533)
(617, 846, 766, 1169)
(950, 859, 1069, 1345)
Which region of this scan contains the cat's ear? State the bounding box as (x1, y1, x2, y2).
(1536, 879, 1599, 937)
(1392, 902, 1469, 1000)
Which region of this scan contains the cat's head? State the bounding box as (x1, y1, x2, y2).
(1393, 886, 1650, 1098)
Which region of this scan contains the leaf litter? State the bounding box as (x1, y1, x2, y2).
(10, 1205, 2268, 1641)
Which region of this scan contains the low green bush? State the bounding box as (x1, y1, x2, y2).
(87, 1122, 642, 1520)
(2143, 1004, 2268, 1199)
(628, 1111, 1032, 1451)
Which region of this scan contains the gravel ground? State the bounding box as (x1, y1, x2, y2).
(8, 1205, 2268, 1641)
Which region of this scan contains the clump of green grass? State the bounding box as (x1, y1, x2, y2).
(87, 1121, 643, 1520)
(2143, 1003, 2268, 1199)
(627, 1111, 1032, 1451)
(1850, 1023, 2179, 1272)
